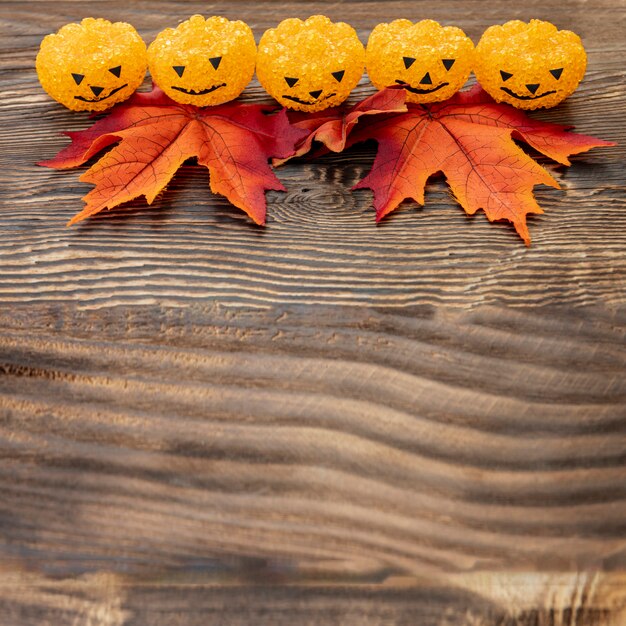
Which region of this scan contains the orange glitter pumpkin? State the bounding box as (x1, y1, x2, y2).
(256, 15, 365, 112)
(36, 18, 147, 112)
(366, 19, 474, 103)
(474, 20, 587, 109)
(147, 15, 256, 106)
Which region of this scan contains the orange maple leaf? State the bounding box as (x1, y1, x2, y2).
(39, 87, 306, 225)
(350, 85, 614, 244)
(274, 87, 407, 166)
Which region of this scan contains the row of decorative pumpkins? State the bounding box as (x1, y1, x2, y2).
(36, 15, 587, 113)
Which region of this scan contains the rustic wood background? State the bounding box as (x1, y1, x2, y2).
(1, 1, 625, 624)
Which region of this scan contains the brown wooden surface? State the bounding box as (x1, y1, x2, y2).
(1, 1, 625, 625)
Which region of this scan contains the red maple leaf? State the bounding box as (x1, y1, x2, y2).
(39, 86, 307, 225)
(350, 85, 614, 244)
(274, 87, 407, 165)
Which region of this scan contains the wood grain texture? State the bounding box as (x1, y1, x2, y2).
(1, 303, 626, 624)
(0, 1, 624, 310)
(1, 0, 625, 624)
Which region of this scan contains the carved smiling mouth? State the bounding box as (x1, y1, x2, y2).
(282, 92, 337, 106)
(74, 84, 128, 102)
(395, 80, 449, 95)
(500, 87, 557, 100)
(171, 83, 226, 96)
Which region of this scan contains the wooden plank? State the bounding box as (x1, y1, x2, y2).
(1, 0, 625, 623)
(0, 1, 624, 310)
(0, 572, 625, 626)
(1, 303, 625, 623)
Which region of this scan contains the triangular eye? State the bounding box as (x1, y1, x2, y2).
(71, 73, 84, 85)
(332, 70, 345, 83)
(209, 57, 222, 70)
(550, 68, 563, 80)
(109, 66, 122, 78)
(442, 59, 455, 71)
(500, 70, 513, 82)
(284, 77, 299, 87)
(173, 65, 185, 78)
(403, 56, 416, 70)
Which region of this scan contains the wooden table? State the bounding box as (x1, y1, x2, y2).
(1, 1, 625, 624)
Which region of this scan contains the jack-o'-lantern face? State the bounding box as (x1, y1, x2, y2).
(257, 16, 365, 112)
(147, 15, 256, 107)
(36, 18, 147, 112)
(474, 20, 587, 110)
(366, 20, 474, 104)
